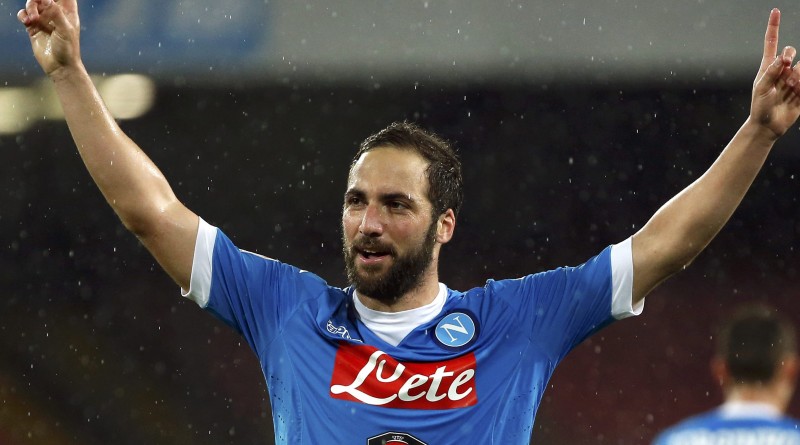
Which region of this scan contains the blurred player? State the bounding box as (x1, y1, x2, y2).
(652, 304, 800, 444)
(17, 0, 800, 443)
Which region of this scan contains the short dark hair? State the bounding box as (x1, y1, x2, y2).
(352, 121, 463, 218)
(717, 304, 797, 384)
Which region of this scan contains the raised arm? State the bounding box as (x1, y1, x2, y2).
(630, 8, 800, 304)
(18, 0, 198, 289)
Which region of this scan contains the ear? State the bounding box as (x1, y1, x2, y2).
(710, 356, 728, 387)
(779, 355, 800, 382)
(436, 209, 456, 244)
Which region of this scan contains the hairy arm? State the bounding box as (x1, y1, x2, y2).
(630, 9, 800, 304)
(19, 0, 198, 289)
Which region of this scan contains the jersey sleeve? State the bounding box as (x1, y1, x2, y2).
(181, 218, 328, 352)
(488, 238, 639, 359)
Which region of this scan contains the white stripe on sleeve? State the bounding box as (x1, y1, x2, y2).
(181, 218, 217, 308)
(610, 237, 642, 319)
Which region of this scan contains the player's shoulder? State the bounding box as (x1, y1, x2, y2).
(652, 409, 721, 442)
(458, 243, 619, 295)
(654, 409, 800, 445)
(235, 244, 344, 306)
(665, 409, 723, 429)
(774, 414, 800, 429)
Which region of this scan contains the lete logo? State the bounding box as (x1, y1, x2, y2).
(329, 343, 477, 409)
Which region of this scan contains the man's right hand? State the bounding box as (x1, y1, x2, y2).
(16, 0, 198, 291)
(18, 0, 81, 76)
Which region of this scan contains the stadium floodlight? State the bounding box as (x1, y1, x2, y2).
(0, 74, 156, 136)
(0, 88, 35, 135)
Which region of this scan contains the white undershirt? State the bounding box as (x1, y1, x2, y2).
(182, 222, 641, 345)
(353, 283, 447, 347)
(719, 400, 783, 419)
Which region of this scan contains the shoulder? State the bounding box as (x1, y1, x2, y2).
(654, 409, 800, 444)
(775, 415, 800, 429)
(653, 410, 721, 442)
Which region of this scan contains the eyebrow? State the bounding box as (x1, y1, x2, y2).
(344, 188, 418, 203)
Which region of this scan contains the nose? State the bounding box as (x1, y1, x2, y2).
(359, 203, 384, 237)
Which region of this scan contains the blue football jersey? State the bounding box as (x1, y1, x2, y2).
(653, 402, 800, 445)
(184, 219, 637, 444)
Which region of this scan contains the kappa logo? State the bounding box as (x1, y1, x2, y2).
(434, 311, 478, 349)
(326, 320, 353, 340)
(367, 431, 427, 445)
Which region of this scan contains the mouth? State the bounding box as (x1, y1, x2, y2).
(354, 247, 392, 265)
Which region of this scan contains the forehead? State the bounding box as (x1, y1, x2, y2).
(347, 147, 430, 197)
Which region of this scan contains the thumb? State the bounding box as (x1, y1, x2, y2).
(756, 55, 788, 93)
(40, 0, 75, 35)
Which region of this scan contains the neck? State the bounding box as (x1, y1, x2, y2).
(357, 268, 440, 312)
(725, 383, 789, 413)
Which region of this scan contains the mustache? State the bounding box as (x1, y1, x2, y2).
(350, 237, 397, 256)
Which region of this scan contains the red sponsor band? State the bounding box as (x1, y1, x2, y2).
(329, 343, 477, 409)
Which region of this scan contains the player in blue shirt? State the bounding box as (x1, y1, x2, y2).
(653, 304, 800, 445)
(18, 0, 800, 443)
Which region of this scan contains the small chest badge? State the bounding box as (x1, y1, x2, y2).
(434, 311, 478, 349)
(367, 431, 427, 445)
(326, 319, 352, 340)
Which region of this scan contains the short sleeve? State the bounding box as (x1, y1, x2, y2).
(610, 237, 641, 319)
(181, 218, 329, 352)
(488, 240, 637, 360)
(181, 218, 217, 307)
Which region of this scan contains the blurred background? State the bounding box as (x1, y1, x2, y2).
(2, 0, 800, 443)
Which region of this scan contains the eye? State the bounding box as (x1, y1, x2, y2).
(345, 195, 363, 207)
(388, 200, 408, 210)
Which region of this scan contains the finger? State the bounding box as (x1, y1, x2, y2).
(777, 46, 797, 84)
(777, 63, 800, 103)
(760, 8, 781, 74)
(56, 0, 77, 16)
(758, 55, 786, 92)
(25, 0, 41, 23)
(18, 7, 42, 36)
(764, 9, 781, 58)
(783, 46, 796, 63)
(787, 87, 800, 106)
(27, 24, 42, 37)
(38, 0, 69, 30)
(17, 8, 29, 25)
(790, 62, 800, 91)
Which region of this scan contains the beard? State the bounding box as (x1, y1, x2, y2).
(343, 220, 438, 305)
